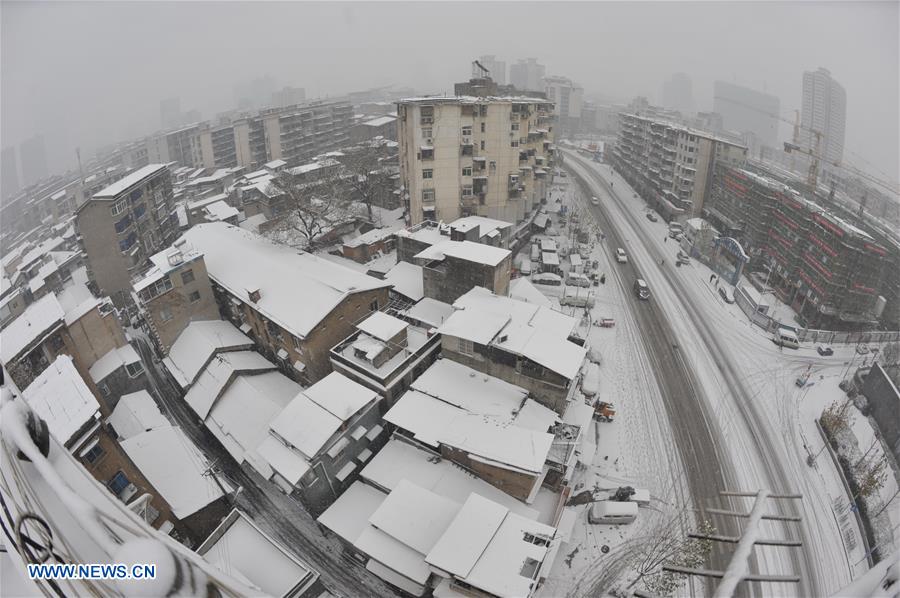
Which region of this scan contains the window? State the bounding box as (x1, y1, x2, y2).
(511, 141, 519, 148)
(83, 444, 105, 464)
(422, 127, 432, 138)
(523, 532, 550, 547)
(292, 335, 303, 352)
(180, 269, 195, 284)
(369, 299, 379, 312)
(159, 307, 173, 322)
(133, 203, 147, 220)
(489, 161, 496, 173)
(457, 338, 474, 355)
(114, 215, 132, 233)
(118, 232, 137, 252)
(422, 169, 433, 179)
(189, 290, 201, 303)
(511, 123, 520, 131)
(422, 189, 435, 202)
(107, 471, 130, 495)
(480, 122, 485, 133)
(420, 147, 434, 160)
(125, 361, 144, 378)
(110, 199, 127, 216)
(462, 185, 473, 197)
(461, 126, 472, 136)
(480, 140, 485, 150)
(462, 167, 472, 177)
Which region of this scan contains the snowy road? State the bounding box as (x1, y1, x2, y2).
(563, 150, 846, 596)
(131, 338, 399, 598)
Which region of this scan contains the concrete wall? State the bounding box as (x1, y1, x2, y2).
(422, 255, 511, 305)
(66, 307, 128, 370)
(861, 363, 900, 464)
(144, 257, 220, 353)
(76, 201, 132, 302)
(440, 444, 538, 502)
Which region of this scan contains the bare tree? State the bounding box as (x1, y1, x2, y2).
(265, 171, 360, 250)
(854, 452, 888, 499)
(338, 149, 396, 223)
(821, 399, 854, 434)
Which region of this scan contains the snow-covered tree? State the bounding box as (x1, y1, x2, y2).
(339, 150, 395, 224)
(265, 172, 360, 250)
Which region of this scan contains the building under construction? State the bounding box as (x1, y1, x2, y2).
(705, 163, 895, 330)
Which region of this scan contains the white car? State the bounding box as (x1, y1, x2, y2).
(591, 196, 599, 206)
(615, 248, 628, 263)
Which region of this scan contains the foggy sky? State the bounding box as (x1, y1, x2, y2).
(2, 1, 897, 184)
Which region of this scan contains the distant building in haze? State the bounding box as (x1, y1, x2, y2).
(801, 67, 846, 164)
(713, 81, 780, 154)
(160, 98, 182, 130)
(20, 135, 49, 188)
(660, 73, 694, 115)
(509, 58, 545, 92)
(543, 76, 583, 137)
(1, 146, 19, 199)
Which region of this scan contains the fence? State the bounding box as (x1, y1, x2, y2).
(733, 285, 900, 345)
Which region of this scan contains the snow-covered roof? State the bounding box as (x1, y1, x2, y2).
(184, 351, 276, 419)
(22, 356, 98, 445)
(255, 435, 310, 485)
(204, 200, 240, 222)
(93, 164, 167, 199)
(428, 494, 556, 597)
(88, 343, 141, 383)
(1, 294, 65, 364)
(449, 216, 512, 238)
(411, 359, 526, 418)
(385, 390, 553, 474)
(264, 159, 287, 170)
(343, 226, 397, 248)
(361, 439, 539, 520)
(120, 424, 224, 518)
(108, 390, 168, 440)
(361, 115, 396, 128)
(509, 277, 553, 308)
(441, 287, 587, 380)
(206, 371, 300, 465)
(268, 390, 342, 459)
(356, 311, 407, 342)
(369, 479, 460, 555)
(239, 213, 268, 234)
(395, 225, 446, 246)
(187, 193, 229, 211)
(162, 320, 253, 389)
(383, 261, 424, 302)
(200, 510, 314, 598)
(317, 481, 387, 544)
(181, 223, 389, 338)
(302, 371, 378, 421)
(63, 296, 104, 327)
(401, 297, 454, 328)
(415, 239, 510, 267)
(133, 241, 205, 294)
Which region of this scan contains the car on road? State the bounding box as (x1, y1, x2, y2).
(817, 345, 834, 356)
(589, 501, 638, 525)
(646, 212, 658, 222)
(856, 344, 870, 355)
(773, 327, 800, 349)
(532, 273, 562, 286)
(615, 248, 628, 263)
(634, 278, 650, 300)
(718, 287, 734, 303)
(591, 196, 599, 206)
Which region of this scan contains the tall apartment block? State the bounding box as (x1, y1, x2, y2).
(20, 134, 49, 188)
(543, 76, 583, 136)
(612, 113, 747, 219)
(397, 95, 555, 225)
(707, 165, 889, 328)
(801, 67, 846, 164)
(509, 58, 546, 92)
(75, 164, 178, 305)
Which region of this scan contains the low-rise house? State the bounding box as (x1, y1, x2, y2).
(133, 241, 221, 353)
(198, 509, 320, 598)
(438, 287, 587, 414)
(400, 297, 455, 329)
(22, 357, 177, 538)
(414, 240, 512, 304)
(110, 391, 231, 545)
(178, 222, 390, 383)
(330, 311, 441, 405)
(88, 343, 146, 407)
(350, 114, 397, 143)
(252, 372, 387, 515)
(341, 227, 397, 263)
(162, 319, 254, 389)
(185, 193, 230, 226)
(318, 479, 557, 597)
(381, 261, 424, 304)
(384, 359, 559, 502)
(447, 216, 513, 248)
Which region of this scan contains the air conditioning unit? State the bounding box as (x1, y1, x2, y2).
(462, 137, 471, 144)
(421, 117, 434, 125)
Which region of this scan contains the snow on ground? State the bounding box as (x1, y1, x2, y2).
(569, 157, 888, 592)
(516, 178, 691, 597)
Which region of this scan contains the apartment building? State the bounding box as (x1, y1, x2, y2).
(612, 113, 747, 219)
(76, 164, 178, 305)
(397, 96, 554, 225)
(543, 76, 583, 136)
(510, 58, 546, 92)
(706, 165, 888, 328)
(801, 67, 846, 164)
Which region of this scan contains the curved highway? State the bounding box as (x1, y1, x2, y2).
(563, 149, 827, 597)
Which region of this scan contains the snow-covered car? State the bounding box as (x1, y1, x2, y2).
(590, 196, 599, 206)
(856, 344, 870, 355)
(589, 501, 637, 525)
(646, 212, 658, 222)
(817, 345, 834, 356)
(615, 248, 628, 263)
(532, 273, 562, 286)
(718, 287, 734, 304)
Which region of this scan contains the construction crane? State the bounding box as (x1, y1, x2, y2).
(472, 59, 490, 79)
(713, 95, 899, 197)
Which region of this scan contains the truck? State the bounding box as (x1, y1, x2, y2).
(593, 400, 616, 422)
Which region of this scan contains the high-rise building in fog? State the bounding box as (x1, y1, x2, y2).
(473, 55, 506, 85)
(660, 73, 694, 115)
(20, 134, 48, 188)
(509, 58, 545, 92)
(271, 86, 306, 108)
(800, 67, 846, 164)
(543, 76, 583, 136)
(1, 146, 19, 200)
(160, 98, 182, 130)
(713, 81, 780, 151)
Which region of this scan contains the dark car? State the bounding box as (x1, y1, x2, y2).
(646, 212, 658, 222)
(817, 345, 834, 356)
(718, 287, 734, 304)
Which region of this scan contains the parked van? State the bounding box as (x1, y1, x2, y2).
(668, 222, 683, 238)
(634, 279, 650, 300)
(520, 260, 532, 276)
(532, 273, 563, 286)
(774, 327, 800, 349)
(567, 273, 592, 287)
(530, 244, 540, 262)
(589, 501, 638, 525)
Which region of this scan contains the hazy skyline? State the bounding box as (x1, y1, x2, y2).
(2, 1, 897, 184)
